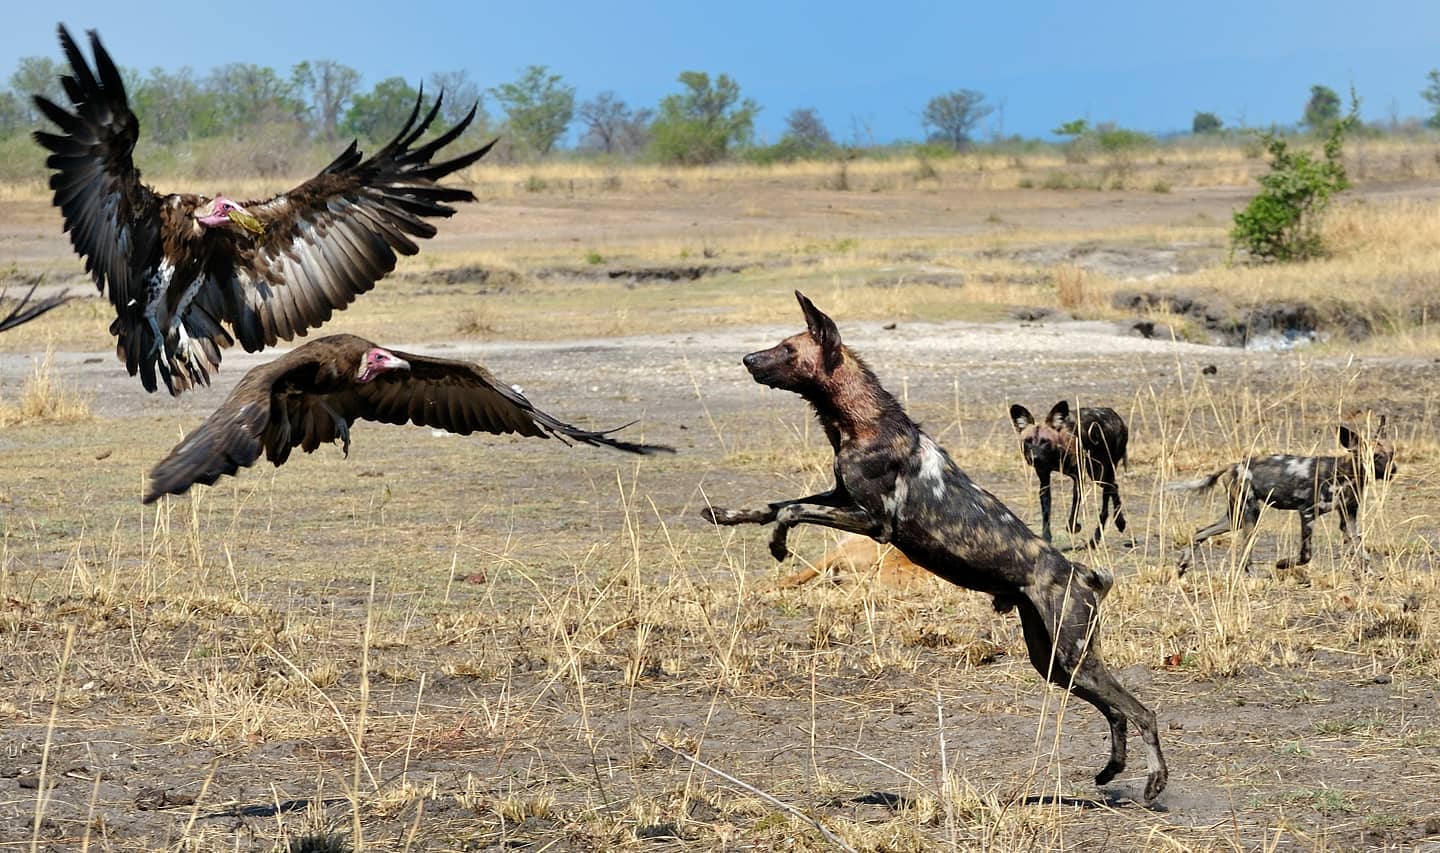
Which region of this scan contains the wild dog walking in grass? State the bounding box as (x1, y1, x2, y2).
(1010, 401, 1129, 545)
(703, 292, 1167, 803)
(1171, 421, 1396, 574)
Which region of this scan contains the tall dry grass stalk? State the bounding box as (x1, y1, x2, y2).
(0, 348, 91, 426)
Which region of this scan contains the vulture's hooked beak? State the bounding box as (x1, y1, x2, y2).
(357, 349, 411, 383)
(226, 206, 266, 236)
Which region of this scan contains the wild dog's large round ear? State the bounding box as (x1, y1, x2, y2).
(1337, 425, 1359, 449)
(795, 290, 843, 372)
(1010, 404, 1035, 432)
(1046, 400, 1074, 430)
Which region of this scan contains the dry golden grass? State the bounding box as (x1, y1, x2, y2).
(2, 133, 1437, 203)
(2, 145, 1439, 849)
(0, 336, 1436, 849)
(0, 347, 91, 425)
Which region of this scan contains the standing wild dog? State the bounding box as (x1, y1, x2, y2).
(703, 292, 1167, 803)
(1010, 401, 1129, 545)
(1171, 421, 1396, 573)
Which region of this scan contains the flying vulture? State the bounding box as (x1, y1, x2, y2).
(33, 25, 494, 395)
(0, 283, 71, 333)
(143, 334, 673, 503)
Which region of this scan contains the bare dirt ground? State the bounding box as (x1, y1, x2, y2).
(0, 179, 1438, 851)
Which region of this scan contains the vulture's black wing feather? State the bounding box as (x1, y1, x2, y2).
(0, 283, 71, 333)
(145, 337, 671, 504)
(346, 350, 673, 455)
(32, 25, 162, 386)
(217, 92, 495, 352)
(142, 348, 322, 503)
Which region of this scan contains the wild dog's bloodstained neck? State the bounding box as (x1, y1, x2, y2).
(804, 348, 912, 446)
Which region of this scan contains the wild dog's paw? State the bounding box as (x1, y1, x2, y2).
(1115, 513, 1128, 533)
(702, 506, 747, 526)
(768, 526, 791, 561)
(1143, 766, 1168, 804)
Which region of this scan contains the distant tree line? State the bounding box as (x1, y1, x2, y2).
(5, 50, 1440, 169)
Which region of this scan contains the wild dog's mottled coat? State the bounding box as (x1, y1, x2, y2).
(704, 291, 1168, 803)
(1010, 401, 1129, 544)
(1172, 423, 1396, 572)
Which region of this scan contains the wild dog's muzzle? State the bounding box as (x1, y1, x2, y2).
(742, 346, 789, 388)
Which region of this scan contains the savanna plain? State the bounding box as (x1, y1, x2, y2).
(1, 145, 1439, 851)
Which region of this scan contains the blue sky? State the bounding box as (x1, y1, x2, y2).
(5, 1, 1440, 143)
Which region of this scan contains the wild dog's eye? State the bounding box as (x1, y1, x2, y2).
(783, 343, 795, 354)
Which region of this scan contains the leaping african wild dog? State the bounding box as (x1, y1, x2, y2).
(702, 291, 1168, 803)
(1010, 401, 1129, 545)
(1171, 420, 1396, 574)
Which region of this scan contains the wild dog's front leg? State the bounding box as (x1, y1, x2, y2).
(1337, 497, 1372, 567)
(701, 487, 851, 527)
(702, 506, 777, 526)
(1276, 509, 1316, 570)
(1067, 474, 1084, 534)
(769, 504, 884, 561)
(1036, 470, 1054, 542)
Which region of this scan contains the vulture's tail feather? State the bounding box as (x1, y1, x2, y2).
(534, 412, 675, 456)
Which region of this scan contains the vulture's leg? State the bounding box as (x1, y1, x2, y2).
(320, 403, 352, 457)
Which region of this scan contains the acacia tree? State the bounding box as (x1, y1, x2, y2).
(492, 66, 574, 156)
(1302, 84, 1341, 133)
(1192, 111, 1223, 134)
(207, 63, 304, 133)
(783, 108, 833, 150)
(342, 77, 420, 141)
(429, 69, 489, 136)
(922, 89, 992, 149)
(0, 91, 22, 137)
(1421, 70, 1440, 128)
(9, 56, 63, 124)
(577, 91, 650, 155)
(131, 67, 218, 142)
(291, 60, 360, 140)
(649, 71, 758, 165)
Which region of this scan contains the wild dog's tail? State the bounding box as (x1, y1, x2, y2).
(1084, 564, 1115, 600)
(1165, 468, 1228, 493)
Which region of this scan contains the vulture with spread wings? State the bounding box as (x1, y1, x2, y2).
(34, 25, 493, 395)
(144, 334, 673, 503)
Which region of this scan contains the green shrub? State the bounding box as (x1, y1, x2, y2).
(1096, 127, 1154, 151)
(1231, 97, 1358, 262)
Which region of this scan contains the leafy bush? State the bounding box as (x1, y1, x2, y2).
(1096, 126, 1154, 152)
(743, 135, 838, 165)
(1231, 98, 1358, 262)
(649, 71, 757, 165)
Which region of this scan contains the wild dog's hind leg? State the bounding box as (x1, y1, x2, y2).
(1090, 480, 1127, 547)
(1016, 578, 1167, 803)
(1105, 477, 1127, 536)
(1178, 491, 1260, 574)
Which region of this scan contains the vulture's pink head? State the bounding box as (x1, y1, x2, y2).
(196, 195, 241, 227)
(196, 195, 265, 234)
(356, 347, 410, 383)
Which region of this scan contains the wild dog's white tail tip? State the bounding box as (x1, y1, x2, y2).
(1165, 471, 1225, 492)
